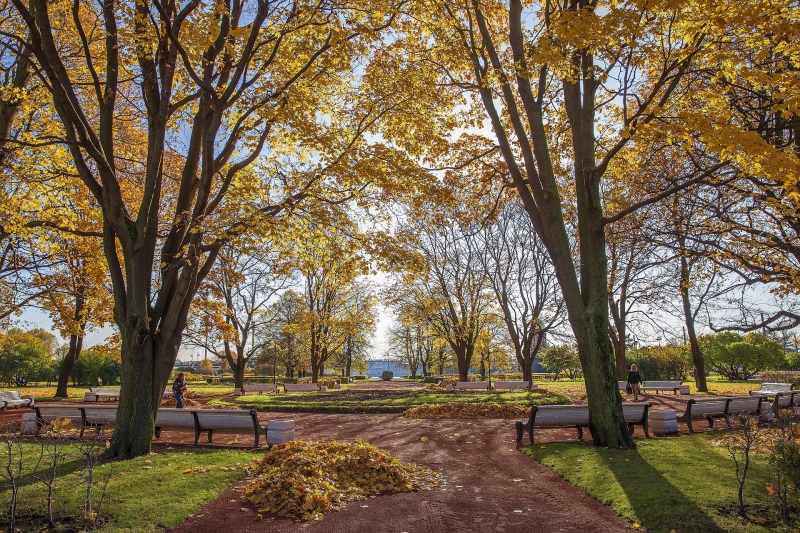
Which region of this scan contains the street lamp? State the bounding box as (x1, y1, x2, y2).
(272, 342, 278, 385)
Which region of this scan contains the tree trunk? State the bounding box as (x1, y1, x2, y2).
(232, 363, 245, 389)
(680, 255, 707, 392)
(55, 333, 84, 397)
(110, 330, 160, 459)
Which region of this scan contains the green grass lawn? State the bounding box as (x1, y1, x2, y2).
(524, 432, 794, 533)
(212, 389, 571, 413)
(0, 441, 256, 532)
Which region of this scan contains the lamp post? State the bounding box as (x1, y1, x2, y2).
(273, 342, 277, 385)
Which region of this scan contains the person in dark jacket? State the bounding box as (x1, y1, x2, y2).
(627, 364, 642, 401)
(172, 372, 188, 408)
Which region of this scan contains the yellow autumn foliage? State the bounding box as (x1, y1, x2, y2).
(241, 440, 438, 521)
(401, 401, 529, 419)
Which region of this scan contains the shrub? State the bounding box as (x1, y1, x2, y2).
(761, 371, 800, 388)
(699, 332, 783, 380)
(71, 350, 122, 385)
(627, 344, 688, 381)
(540, 345, 581, 380)
(784, 351, 800, 371)
(0, 343, 53, 385)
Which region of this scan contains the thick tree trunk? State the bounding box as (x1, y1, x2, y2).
(55, 333, 84, 397)
(110, 330, 160, 459)
(232, 363, 245, 389)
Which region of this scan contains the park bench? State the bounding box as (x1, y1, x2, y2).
(767, 391, 800, 417)
(193, 408, 265, 446)
(33, 404, 87, 436)
(749, 382, 794, 399)
(0, 390, 34, 409)
(239, 383, 279, 395)
(154, 408, 197, 440)
(453, 381, 490, 391)
(81, 404, 118, 435)
(640, 381, 682, 394)
(493, 381, 534, 391)
(84, 387, 121, 402)
(154, 408, 276, 447)
(515, 402, 651, 445)
(618, 381, 628, 391)
(163, 388, 175, 399)
(284, 383, 319, 392)
(676, 396, 763, 433)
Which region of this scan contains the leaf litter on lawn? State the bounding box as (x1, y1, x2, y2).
(402, 401, 529, 419)
(241, 439, 439, 521)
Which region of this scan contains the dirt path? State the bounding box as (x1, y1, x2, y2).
(172, 412, 634, 533)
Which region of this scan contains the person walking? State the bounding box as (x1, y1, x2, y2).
(627, 364, 642, 401)
(172, 372, 188, 408)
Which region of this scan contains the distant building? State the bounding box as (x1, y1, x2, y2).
(365, 360, 411, 378)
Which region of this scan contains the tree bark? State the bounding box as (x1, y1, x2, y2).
(680, 247, 708, 392)
(55, 332, 84, 397)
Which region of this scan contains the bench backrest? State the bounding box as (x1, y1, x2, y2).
(155, 408, 196, 428)
(494, 381, 530, 389)
(773, 391, 800, 410)
(759, 383, 793, 393)
(642, 381, 682, 387)
(455, 382, 489, 389)
(35, 405, 84, 422)
(83, 405, 117, 423)
(89, 388, 120, 394)
(691, 398, 729, 416)
(194, 409, 259, 432)
(621, 402, 649, 423)
(618, 381, 628, 390)
(243, 384, 278, 392)
(0, 391, 23, 401)
(284, 383, 318, 392)
(533, 405, 590, 426)
(726, 396, 762, 414)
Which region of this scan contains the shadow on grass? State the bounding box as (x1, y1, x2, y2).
(604, 448, 726, 533)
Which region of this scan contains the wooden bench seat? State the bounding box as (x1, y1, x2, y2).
(284, 383, 319, 392)
(676, 396, 763, 433)
(515, 402, 651, 445)
(640, 381, 682, 394)
(493, 381, 534, 390)
(0, 390, 34, 409)
(453, 381, 490, 391)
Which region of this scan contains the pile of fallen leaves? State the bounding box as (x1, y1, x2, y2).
(241, 439, 438, 521)
(401, 401, 529, 419)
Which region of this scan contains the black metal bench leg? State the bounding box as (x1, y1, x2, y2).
(577, 426, 583, 441)
(207, 429, 213, 443)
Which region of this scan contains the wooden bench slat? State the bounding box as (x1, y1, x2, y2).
(515, 402, 651, 444)
(493, 381, 534, 390)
